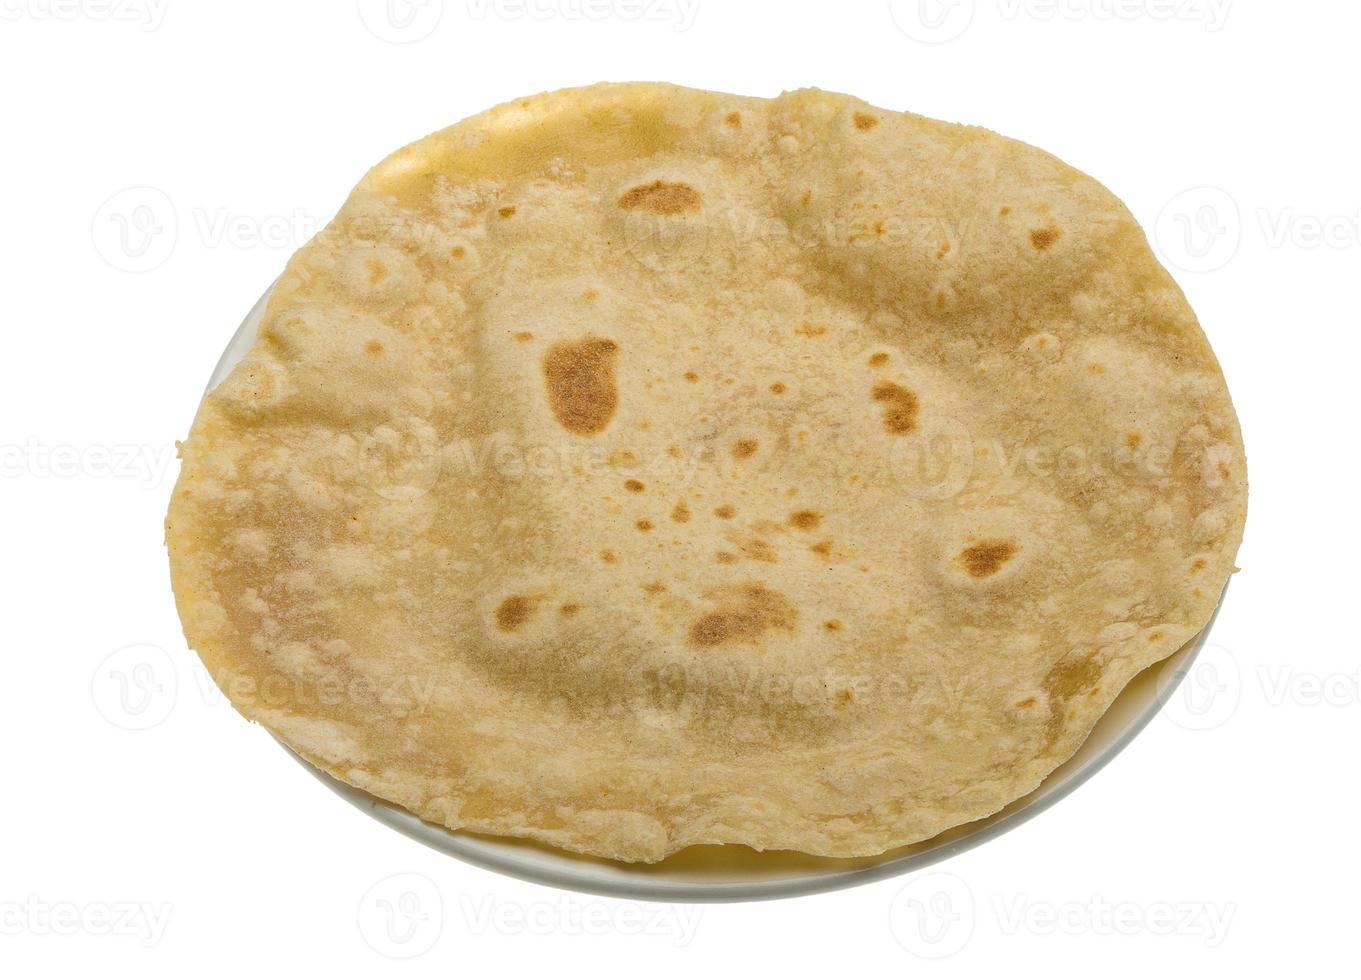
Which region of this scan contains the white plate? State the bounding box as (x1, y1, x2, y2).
(206, 282, 1223, 903)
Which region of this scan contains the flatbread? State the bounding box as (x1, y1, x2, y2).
(166, 83, 1247, 862)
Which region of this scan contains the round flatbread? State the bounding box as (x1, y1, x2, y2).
(166, 83, 1246, 862)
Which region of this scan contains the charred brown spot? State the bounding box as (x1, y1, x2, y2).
(1147, 631, 1166, 642)
(715, 551, 737, 564)
(725, 111, 742, 128)
(1030, 225, 1062, 250)
(957, 538, 1018, 578)
(364, 258, 387, 283)
(1015, 697, 1036, 709)
(687, 583, 797, 648)
(582, 287, 599, 301)
(1191, 558, 1207, 572)
(498, 205, 517, 219)
(683, 371, 699, 382)
(739, 538, 778, 563)
(868, 352, 889, 367)
(714, 504, 736, 519)
(794, 322, 828, 337)
(450, 245, 466, 259)
(1126, 432, 1142, 449)
(600, 549, 617, 563)
(810, 540, 832, 557)
(999, 206, 1012, 217)
(788, 509, 821, 531)
(513, 331, 534, 343)
(624, 479, 645, 493)
(616, 180, 702, 216)
(871, 381, 919, 434)
(642, 581, 666, 594)
(364, 340, 385, 356)
(852, 112, 880, 131)
(800, 189, 812, 206)
(543, 336, 619, 436)
(732, 439, 758, 459)
(636, 519, 654, 532)
(671, 501, 691, 523)
(834, 688, 854, 707)
(823, 619, 842, 632)
(1044, 655, 1102, 701)
(559, 603, 582, 617)
(769, 382, 786, 394)
(494, 595, 535, 632)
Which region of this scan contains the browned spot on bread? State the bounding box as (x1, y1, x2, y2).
(364, 340, 385, 356)
(715, 551, 737, 564)
(834, 688, 854, 707)
(1191, 558, 1207, 572)
(616, 180, 702, 216)
(582, 287, 598, 301)
(957, 538, 1018, 578)
(1030, 225, 1062, 250)
(543, 336, 619, 435)
(642, 581, 666, 594)
(623, 479, 645, 493)
(800, 189, 812, 206)
(1015, 697, 1036, 709)
(810, 540, 832, 557)
(1147, 630, 1166, 642)
(871, 381, 919, 434)
(823, 619, 842, 632)
(364, 258, 387, 283)
(769, 382, 786, 394)
(683, 371, 699, 382)
(725, 111, 741, 128)
(687, 583, 797, 648)
(1044, 655, 1101, 702)
(1088, 362, 1107, 374)
(513, 331, 533, 342)
(600, 549, 617, 563)
(852, 112, 880, 131)
(714, 504, 736, 519)
(450, 245, 466, 259)
(739, 538, 778, 563)
(1217, 462, 1230, 480)
(936, 241, 951, 259)
(671, 501, 691, 523)
(559, 603, 582, 617)
(636, 519, 654, 532)
(788, 509, 821, 531)
(1126, 432, 1142, 449)
(868, 352, 889, 367)
(498, 205, 517, 219)
(794, 322, 828, 337)
(494, 595, 535, 632)
(999, 206, 1011, 217)
(732, 439, 758, 459)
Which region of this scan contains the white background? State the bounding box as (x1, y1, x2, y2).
(1, 0, 1355, 974)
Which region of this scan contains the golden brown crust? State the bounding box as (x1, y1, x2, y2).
(166, 83, 1246, 862)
